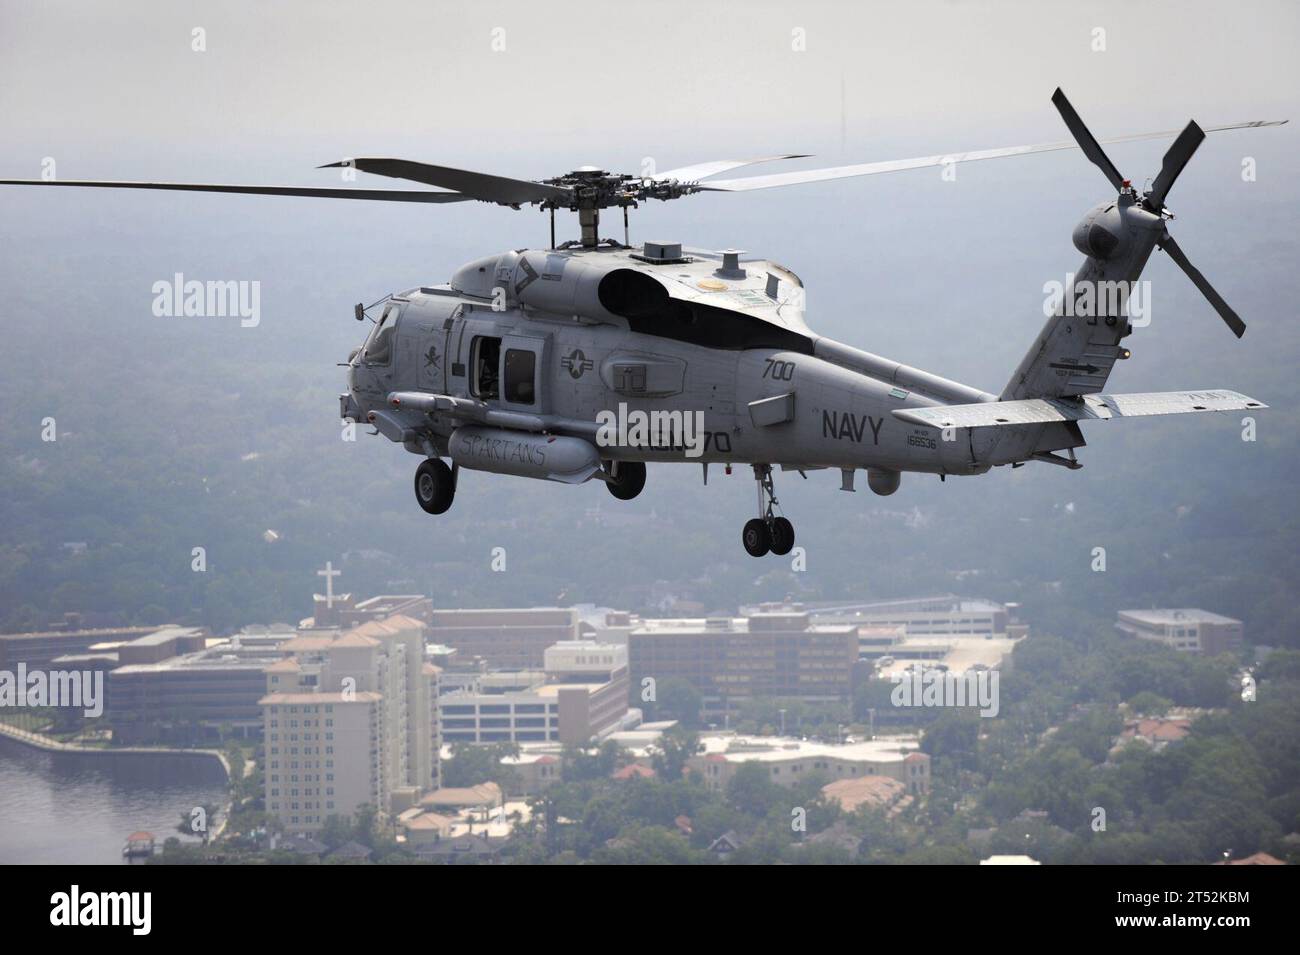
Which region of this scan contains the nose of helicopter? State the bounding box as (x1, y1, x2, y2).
(339, 339, 366, 423)
(339, 387, 363, 423)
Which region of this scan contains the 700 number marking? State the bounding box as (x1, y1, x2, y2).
(763, 358, 796, 381)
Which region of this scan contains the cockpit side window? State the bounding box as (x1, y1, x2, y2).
(362, 302, 400, 365)
(471, 336, 501, 400)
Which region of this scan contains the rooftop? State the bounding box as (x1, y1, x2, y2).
(980, 855, 1041, 865)
(349, 614, 425, 640)
(1117, 608, 1242, 626)
(279, 634, 336, 652)
(808, 595, 1006, 615)
(112, 645, 273, 676)
(420, 782, 504, 809)
(403, 811, 456, 832)
(352, 594, 427, 614)
(0, 625, 155, 641)
(874, 635, 1021, 678)
(629, 617, 855, 636)
(122, 626, 205, 648)
(695, 733, 921, 765)
(259, 691, 382, 705)
(821, 775, 906, 812)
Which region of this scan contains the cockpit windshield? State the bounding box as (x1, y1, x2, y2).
(361, 301, 401, 364)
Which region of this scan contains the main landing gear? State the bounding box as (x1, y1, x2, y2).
(742, 464, 795, 557)
(605, 460, 646, 501)
(414, 458, 456, 514)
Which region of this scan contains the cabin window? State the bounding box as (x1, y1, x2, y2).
(363, 302, 400, 365)
(504, 349, 536, 404)
(471, 336, 501, 399)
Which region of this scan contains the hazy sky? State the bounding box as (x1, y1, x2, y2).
(0, 1, 1296, 628)
(2, 0, 1296, 175)
(1, 0, 1294, 382)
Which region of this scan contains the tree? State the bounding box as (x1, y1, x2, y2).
(654, 678, 703, 728)
(650, 727, 701, 781)
(725, 762, 783, 818)
(593, 825, 701, 865)
(1259, 650, 1300, 682)
(1126, 690, 1173, 716)
(562, 740, 623, 781)
(319, 814, 354, 850)
(921, 711, 980, 770)
(352, 804, 380, 849)
(441, 740, 522, 791)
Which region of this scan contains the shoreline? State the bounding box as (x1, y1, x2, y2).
(0, 721, 235, 844)
(0, 721, 232, 780)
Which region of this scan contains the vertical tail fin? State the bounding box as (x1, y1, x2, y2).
(1003, 89, 1259, 401)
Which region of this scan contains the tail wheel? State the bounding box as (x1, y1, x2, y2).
(414, 458, 455, 514)
(742, 518, 771, 557)
(606, 460, 647, 501)
(769, 517, 795, 556)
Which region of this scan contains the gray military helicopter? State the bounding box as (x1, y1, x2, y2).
(2, 90, 1284, 556)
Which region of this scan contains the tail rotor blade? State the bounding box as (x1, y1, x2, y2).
(1147, 120, 1206, 210)
(1158, 234, 1247, 338)
(1051, 88, 1126, 192)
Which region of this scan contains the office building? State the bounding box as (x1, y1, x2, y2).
(107, 629, 275, 743)
(0, 624, 157, 670)
(426, 607, 578, 669)
(439, 641, 631, 746)
(800, 595, 1018, 638)
(1115, 608, 1244, 655)
(628, 610, 858, 715)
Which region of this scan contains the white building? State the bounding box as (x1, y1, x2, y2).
(439, 641, 632, 746)
(803, 595, 1016, 638)
(685, 734, 931, 797)
(261, 614, 438, 834)
(1116, 609, 1244, 656)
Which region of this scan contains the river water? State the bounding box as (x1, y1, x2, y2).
(0, 737, 228, 864)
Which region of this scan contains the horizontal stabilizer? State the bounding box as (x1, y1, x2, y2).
(892, 390, 1266, 429)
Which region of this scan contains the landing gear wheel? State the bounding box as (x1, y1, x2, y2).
(606, 460, 646, 501)
(742, 518, 771, 557)
(769, 516, 795, 556)
(744, 463, 796, 557)
(414, 458, 455, 515)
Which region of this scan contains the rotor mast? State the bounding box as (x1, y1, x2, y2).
(541, 166, 656, 249)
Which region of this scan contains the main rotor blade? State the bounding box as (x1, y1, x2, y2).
(321, 158, 569, 206)
(1051, 88, 1126, 192)
(1158, 234, 1247, 338)
(1147, 120, 1205, 210)
(653, 154, 811, 183)
(0, 179, 471, 202)
(701, 118, 1285, 193)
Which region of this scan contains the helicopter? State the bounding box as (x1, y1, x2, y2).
(2, 90, 1284, 556)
